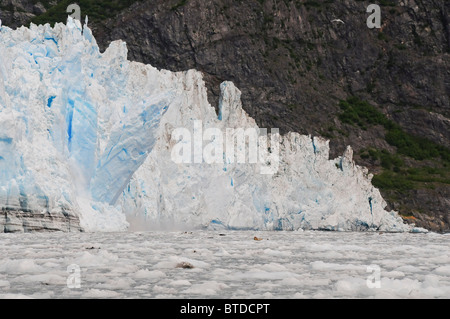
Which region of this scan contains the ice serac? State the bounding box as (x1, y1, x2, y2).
(122, 82, 415, 233)
(0, 19, 417, 233)
(0, 18, 173, 232)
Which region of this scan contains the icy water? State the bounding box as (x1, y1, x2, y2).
(0, 230, 449, 299)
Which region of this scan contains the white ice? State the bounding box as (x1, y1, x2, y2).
(0, 231, 448, 299)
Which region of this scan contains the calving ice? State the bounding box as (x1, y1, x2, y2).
(0, 18, 423, 233)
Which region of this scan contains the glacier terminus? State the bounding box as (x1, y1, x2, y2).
(0, 18, 421, 233)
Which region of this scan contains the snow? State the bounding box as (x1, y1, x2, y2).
(0, 18, 419, 232)
(0, 231, 448, 299)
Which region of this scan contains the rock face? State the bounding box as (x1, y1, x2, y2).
(0, 0, 46, 27)
(93, 0, 449, 141)
(0, 208, 81, 233)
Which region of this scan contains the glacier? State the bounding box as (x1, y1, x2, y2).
(0, 18, 417, 233)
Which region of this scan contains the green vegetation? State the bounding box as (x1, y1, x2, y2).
(361, 146, 449, 190)
(395, 43, 407, 50)
(319, 125, 336, 139)
(377, 31, 389, 42)
(30, 0, 143, 26)
(360, 148, 404, 170)
(340, 97, 450, 197)
(339, 96, 450, 162)
(385, 126, 449, 161)
(371, 171, 414, 191)
(171, 0, 188, 11)
(372, 167, 450, 191)
(338, 97, 389, 129)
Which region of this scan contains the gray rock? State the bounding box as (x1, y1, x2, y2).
(32, 2, 46, 15)
(0, 208, 82, 233)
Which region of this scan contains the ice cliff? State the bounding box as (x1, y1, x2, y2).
(0, 18, 415, 232)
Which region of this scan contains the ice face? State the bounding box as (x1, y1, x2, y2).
(0, 19, 414, 232)
(122, 81, 413, 233)
(0, 18, 173, 231)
